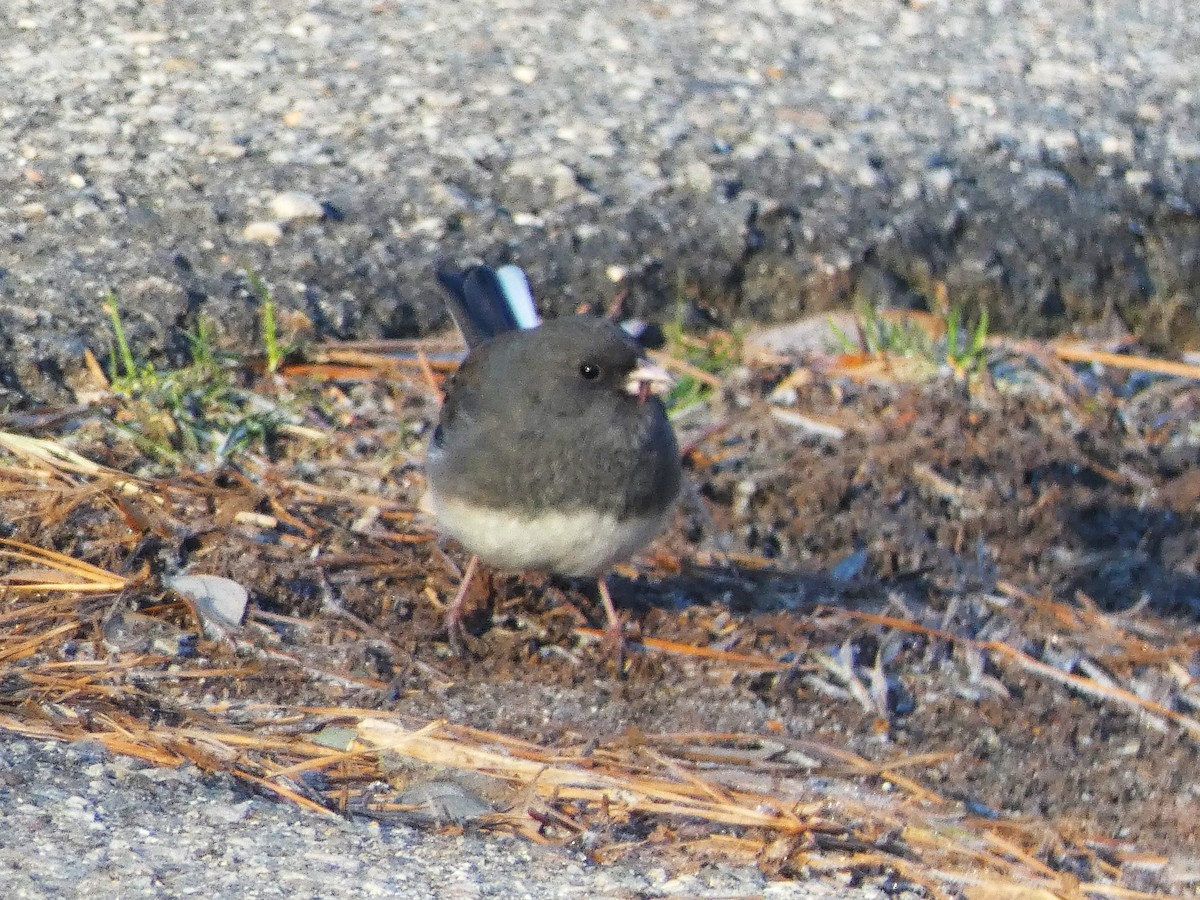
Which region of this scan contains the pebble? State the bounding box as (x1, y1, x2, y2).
(160, 128, 199, 146)
(269, 191, 325, 222)
(1099, 134, 1133, 157)
(826, 79, 857, 100)
(1023, 168, 1070, 192)
(924, 167, 955, 195)
(204, 142, 248, 159)
(506, 158, 578, 201)
(1136, 103, 1162, 123)
(682, 160, 715, 192)
(243, 221, 284, 245)
(72, 199, 101, 219)
(511, 65, 538, 85)
(122, 30, 167, 45)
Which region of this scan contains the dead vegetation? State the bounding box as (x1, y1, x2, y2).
(0, 299, 1197, 898)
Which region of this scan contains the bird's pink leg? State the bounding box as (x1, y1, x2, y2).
(445, 554, 480, 655)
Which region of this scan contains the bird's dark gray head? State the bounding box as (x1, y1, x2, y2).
(463, 317, 672, 417)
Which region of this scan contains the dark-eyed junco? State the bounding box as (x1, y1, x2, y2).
(424, 264, 683, 659)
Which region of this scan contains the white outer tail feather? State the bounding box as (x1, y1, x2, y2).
(495, 264, 540, 329)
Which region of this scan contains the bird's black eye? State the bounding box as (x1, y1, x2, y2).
(579, 362, 601, 380)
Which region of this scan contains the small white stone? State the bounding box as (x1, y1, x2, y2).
(205, 142, 247, 159)
(511, 211, 543, 227)
(123, 30, 168, 45)
(511, 65, 538, 85)
(1099, 134, 1133, 156)
(67, 172, 87, 189)
(661, 875, 702, 895)
(925, 167, 955, 194)
(1024, 166, 1066, 191)
(72, 199, 101, 219)
(243, 221, 284, 245)
(827, 79, 856, 100)
(682, 160, 714, 192)
(407, 217, 444, 235)
(547, 163, 578, 200)
(168, 575, 249, 634)
(269, 191, 324, 222)
(1124, 170, 1152, 188)
(1136, 103, 1162, 123)
(420, 90, 462, 109)
(855, 165, 880, 188)
(160, 127, 198, 146)
(605, 265, 627, 283)
(1041, 129, 1078, 151)
(213, 58, 253, 77)
(19, 202, 47, 220)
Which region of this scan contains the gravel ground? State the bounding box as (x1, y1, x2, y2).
(1, 0, 1199, 405)
(1, 0, 1198, 894)
(0, 738, 893, 899)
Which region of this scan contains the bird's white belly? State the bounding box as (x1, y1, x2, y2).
(425, 491, 670, 577)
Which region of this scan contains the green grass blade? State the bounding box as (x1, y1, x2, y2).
(104, 292, 138, 381)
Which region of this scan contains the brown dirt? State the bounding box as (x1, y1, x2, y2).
(0, 337, 1197, 895)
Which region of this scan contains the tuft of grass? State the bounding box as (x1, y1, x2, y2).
(103, 294, 292, 470)
(831, 301, 934, 359)
(105, 291, 151, 384)
(944, 303, 990, 377)
(832, 293, 991, 381)
(661, 290, 743, 414)
(246, 270, 289, 374)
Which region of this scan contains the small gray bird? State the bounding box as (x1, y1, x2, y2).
(424, 264, 683, 659)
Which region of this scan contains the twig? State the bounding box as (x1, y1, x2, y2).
(1053, 343, 1200, 380)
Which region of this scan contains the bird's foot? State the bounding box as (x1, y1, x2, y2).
(603, 618, 627, 678)
(444, 602, 467, 656)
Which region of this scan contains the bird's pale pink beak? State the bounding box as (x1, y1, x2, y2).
(624, 359, 674, 403)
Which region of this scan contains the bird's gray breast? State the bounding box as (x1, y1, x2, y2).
(428, 398, 680, 520)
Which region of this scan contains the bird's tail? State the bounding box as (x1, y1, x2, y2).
(434, 264, 540, 348)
